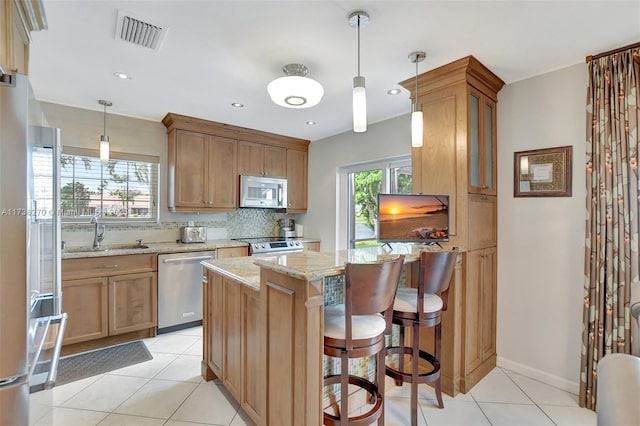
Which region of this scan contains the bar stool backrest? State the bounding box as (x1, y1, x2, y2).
(344, 255, 405, 341)
(418, 248, 458, 322)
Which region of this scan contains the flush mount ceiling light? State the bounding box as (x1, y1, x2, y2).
(349, 10, 369, 133)
(98, 99, 112, 164)
(267, 64, 324, 108)
(387, 88, 401, 95)
(409, 51, 426, 148)
(113, 71, 132, 80)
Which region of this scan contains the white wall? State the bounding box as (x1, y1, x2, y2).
(304, 114, 411, 250)
(496, 63, 586, 393)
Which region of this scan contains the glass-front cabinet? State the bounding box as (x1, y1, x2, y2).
(468, 87, 497, 195)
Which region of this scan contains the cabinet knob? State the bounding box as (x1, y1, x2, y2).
(208, 201, 213, 205)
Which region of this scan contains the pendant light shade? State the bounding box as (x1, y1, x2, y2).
(408, 51, 426, 148)
(98, 100, 112, 164)
(267, 64, 324, 108)
(349, 11, 369, 133)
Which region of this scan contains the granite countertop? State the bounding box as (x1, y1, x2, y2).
(201, 257, 260, 291)
(201, 243, 424, 291)
(61, 239, 248, 259)
(254, 246, 421, 282)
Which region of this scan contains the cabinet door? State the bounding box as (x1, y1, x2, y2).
(108, 272, 157, 335)
(480, 247, 497, 361)
(217, 246, 249, 259)
(174, 130, 210, 208)
(209, 135, 238, 209)
(264, 145, 286, 177)
(468, 88, 497, 195)
(242, 285, 265, 424)
(302, 241, 320, 252)
(464, 250, 483, 374)
(237, 141, 264, 176)
(62, 277, 108, 345)
(223, 278, 242, 401)
(468, 195, 497, 250)
(207, 271, 224, 378)
(0, 1, 30, 74)
(286, 149, 308, 212)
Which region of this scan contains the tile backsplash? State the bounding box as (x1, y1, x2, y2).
(62, 209, 295, 247)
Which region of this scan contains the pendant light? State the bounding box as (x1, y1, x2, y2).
(98, 99, 112, 164)
(409, 51, 426, 147)
(349, 11, 369, 133)
(267, 63, 324, 108)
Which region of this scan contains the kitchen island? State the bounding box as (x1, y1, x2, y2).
(201, 247, 424, 426)
(201, 244, 490, 426)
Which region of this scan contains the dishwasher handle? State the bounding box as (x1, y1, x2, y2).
(161, 255, 214, 264)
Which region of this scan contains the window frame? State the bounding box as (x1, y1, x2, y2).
(60, 147, 160, 223)
(336, 155, 412, 249)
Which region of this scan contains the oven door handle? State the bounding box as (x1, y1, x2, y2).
(162, 255, 214, 264)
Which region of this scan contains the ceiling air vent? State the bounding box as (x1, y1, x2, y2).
(115, 10, 168, 51)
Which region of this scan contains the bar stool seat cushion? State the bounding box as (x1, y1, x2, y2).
(324, 304, 386, 340)
(393, 288, 443, 314)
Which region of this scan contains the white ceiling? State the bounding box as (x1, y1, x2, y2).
(29, 1, 640, 142)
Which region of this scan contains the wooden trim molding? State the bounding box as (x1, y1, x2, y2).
(162, 112, 310, 150)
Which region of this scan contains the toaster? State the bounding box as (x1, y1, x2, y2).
(180, 226, 206, 243)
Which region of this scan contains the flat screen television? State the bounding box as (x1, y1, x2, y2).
(377, 193, 450, 243)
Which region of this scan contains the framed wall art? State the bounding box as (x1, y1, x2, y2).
(514, 145, 572, 197)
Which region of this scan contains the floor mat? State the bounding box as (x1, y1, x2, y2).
(55, 340, 153, 386)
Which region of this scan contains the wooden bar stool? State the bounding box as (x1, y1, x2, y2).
(385, 248, 458, 426)
(323, 255, 405, 426)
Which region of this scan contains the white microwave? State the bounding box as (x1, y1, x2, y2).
(239, 175, 287, 209)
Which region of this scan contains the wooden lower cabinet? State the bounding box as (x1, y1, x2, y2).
(223, 278, 242, 400)
(217, 246, 249, 259)
(109, 272, 157, 335)
(61, 254, 158, 349)
(203, 270, 265, 425)
(62, 277, 108, 345)
(462, 247, 497, 390)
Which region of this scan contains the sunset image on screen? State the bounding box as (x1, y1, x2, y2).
(378, 194, 449, 242)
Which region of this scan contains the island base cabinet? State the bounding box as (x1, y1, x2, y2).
(202, 270, 265, 425)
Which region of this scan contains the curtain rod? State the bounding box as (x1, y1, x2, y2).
(586, 41, 640, 63)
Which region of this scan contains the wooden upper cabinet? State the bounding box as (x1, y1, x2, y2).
(163, 113, 308, 213)
(468, 87, 497, 195)
(168, 129, 237, 212)
(286, 149, 308, 212)
(238, 141, 286, 178)
(1, 1, 47, 75)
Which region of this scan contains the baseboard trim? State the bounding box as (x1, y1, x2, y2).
(496, 356, 579, 395)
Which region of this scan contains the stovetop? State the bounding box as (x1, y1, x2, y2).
(233, 237, 303, 254)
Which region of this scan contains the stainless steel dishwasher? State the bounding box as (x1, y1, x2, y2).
(157, 250, 215, 333)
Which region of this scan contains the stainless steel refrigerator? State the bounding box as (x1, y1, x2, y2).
(0, 72, 66, 425)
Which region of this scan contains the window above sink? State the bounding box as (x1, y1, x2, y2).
(33, 147, 160, 223)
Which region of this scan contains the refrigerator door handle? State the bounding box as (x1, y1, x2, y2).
(0, 374, 29, 390)
(43, 312, 67, 389)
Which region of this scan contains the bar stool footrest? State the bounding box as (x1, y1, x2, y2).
(386, 345, 441, 384)
(323, 374, 383, 426)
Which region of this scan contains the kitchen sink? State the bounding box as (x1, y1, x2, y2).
(64, 244, 149, 253)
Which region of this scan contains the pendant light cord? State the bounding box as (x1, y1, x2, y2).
(357, 15, 361, 77)
(415, 59, 419, 101)
(103, 103, 107, 136)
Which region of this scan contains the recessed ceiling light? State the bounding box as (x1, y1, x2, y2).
(305, 121, 317, 126)
(387, 88, 401, 95)
(231, 102, 244, 108)
(113, 72, 132, 80)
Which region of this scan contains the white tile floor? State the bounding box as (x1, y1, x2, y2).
(29, 326, 597, 426)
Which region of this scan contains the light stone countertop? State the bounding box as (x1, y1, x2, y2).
(201, 243, 424, 291)
(61, 239, 248, 259)
(201, 257, 260, 291)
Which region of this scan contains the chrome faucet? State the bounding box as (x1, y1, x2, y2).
(90, 216, 106, 249)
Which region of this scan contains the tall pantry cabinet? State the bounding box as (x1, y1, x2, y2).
(400, 55, 504, 395)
